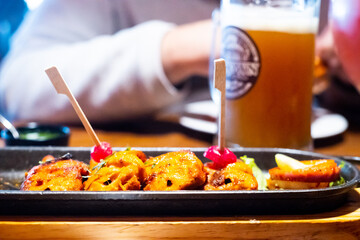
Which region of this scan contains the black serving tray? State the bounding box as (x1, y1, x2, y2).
(0, 147, 359, 216)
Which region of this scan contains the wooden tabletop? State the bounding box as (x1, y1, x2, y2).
(0, 118, 359, 240)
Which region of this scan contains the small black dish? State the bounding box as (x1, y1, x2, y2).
(0, 123, 70, 146)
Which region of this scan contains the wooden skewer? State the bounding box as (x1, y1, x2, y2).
(45, 66, 101, 146)
(213, 59, 226, 151)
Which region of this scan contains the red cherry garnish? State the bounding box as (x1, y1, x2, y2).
(203, 146, 237, 169)
(91, 142, 113, 162)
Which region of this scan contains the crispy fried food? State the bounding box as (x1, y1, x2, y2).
(84, 150, 146, 191)
(143, 150, 206, 191)
(269, 159, 341, 182)
(267, 159, 341, 189)
(266, 179, 330, 190)
(204, 160, 258, 190)
(21, 156, 89, 191)
(126, 149, 147, 163)
(88, 149, 147, 170)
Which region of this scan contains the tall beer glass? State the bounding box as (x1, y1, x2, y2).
(213, 0, 320, 149)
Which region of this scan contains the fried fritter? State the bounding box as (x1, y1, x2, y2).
(84, 150, 146, 191)
(143, 150, 206, 191)
(21, 156, 89, 191)
(204, 160, 258, 190)
(269, 159, 341, 182)
(266, 179, 330, 189)
(267, 159, 341, 189)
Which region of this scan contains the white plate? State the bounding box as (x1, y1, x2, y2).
(179, 100, 349, 140)
(311, 113, 348, 139)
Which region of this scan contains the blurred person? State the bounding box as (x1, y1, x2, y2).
(316, 24, 351, 86)
(316, 0, 360, 88)
(315, 0, 347, 84)
(0, 0, 28, 61)
(0, 0, 219, 124)
(315, 0, 360, 123)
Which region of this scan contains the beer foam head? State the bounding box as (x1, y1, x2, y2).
(221, 5, 319, 34)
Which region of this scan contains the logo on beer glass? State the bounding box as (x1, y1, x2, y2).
(221, 26, 261, 99)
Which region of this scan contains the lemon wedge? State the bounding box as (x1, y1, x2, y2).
(275, 153, 307, 171)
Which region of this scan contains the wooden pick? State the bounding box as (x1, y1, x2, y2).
(213, 58, 226, 151)
(45, 66, 101, 146)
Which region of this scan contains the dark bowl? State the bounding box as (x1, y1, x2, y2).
(0, 123, 70, 146)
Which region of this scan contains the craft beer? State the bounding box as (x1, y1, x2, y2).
(220, 3, 319, 148)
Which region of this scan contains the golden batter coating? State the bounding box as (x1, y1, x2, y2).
(21, 157, 89, 191)
(267, 159, 341, 189)
(84, 150, 146, 191)
(143, 150, 206, 191)
(268, 159, 341, 182)
(204, 160, 258, 190)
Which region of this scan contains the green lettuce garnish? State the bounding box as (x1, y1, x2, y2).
(338, 161, 345, 169)
(329, 161, 346, 187)
(329, 176, 345, 187)
(240, 155, 267, 190)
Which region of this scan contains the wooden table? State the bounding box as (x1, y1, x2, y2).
(0, 119, 359, 240)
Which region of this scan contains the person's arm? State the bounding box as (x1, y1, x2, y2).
(0, 0, 213, 124)
(316, 25, 350, 84)
(161, 20, 213, 85)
